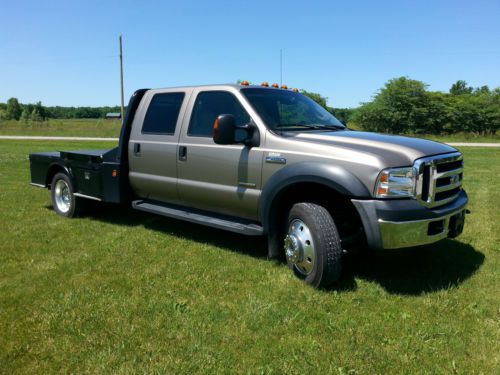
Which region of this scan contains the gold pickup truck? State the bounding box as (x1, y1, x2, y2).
(29, 84, 468, 288)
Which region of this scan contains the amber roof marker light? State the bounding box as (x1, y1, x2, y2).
(281, 84, 288, 89)
(292, 88, 299, 92)
(261, 81, 269, 87)
(271, 83, 279, 88)
(240, 80, 250, 86)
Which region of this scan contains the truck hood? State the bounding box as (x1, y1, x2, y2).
(288, 130, 457, 165)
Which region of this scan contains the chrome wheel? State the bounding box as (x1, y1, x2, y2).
(54, 179, 71, 213)
(284, 219, 316, 276)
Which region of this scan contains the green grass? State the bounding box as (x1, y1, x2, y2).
(0, 140, 499, 374)
(346, 122, 500, 143)
(0, 119, 121, 138)
(1, 119, 499, 143)
(415, 133, 500, 144)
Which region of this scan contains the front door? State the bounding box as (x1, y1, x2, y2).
(177, 90, 263, 220)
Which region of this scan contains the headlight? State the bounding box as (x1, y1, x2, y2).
(374, 167, 416, 198)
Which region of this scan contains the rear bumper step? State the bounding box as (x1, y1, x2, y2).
(132, 200, 263, 236)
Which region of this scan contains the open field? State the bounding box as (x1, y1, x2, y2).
(419, 133, 500, 144)
(0, 119, 122, 138)
(0, 140, 499, 374)
(1, 118, 499, 143)
(346, 122, 500, 143)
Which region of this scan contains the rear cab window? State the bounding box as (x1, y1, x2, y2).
(142, 92, 185, 135)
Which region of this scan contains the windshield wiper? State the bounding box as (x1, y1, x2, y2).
(307, 123, 345, 130)
(277, 124, 323, 130)
(277, 123, 345, 131)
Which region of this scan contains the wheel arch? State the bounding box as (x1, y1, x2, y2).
(46, 163, 74, 189)
(259, 162, 371, 258)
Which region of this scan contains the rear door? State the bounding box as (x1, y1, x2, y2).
(128, 89, 190, 203)
(176, 88, 264, 220)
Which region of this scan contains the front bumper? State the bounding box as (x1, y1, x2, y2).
(352, 190, 468, 250)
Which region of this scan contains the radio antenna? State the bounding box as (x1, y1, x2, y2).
(119, 35, 125, 123)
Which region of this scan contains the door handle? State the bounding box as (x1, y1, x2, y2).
(133, 143, 141, 156)
(178, 145, 187, 161)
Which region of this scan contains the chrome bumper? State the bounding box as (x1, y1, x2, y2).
(378, 207, 466, 249)
(352, 190, 468, 250)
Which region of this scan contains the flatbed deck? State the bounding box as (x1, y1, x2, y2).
(29, 147, 122, 203)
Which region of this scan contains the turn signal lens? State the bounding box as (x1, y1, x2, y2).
(213, 118, 220, 138)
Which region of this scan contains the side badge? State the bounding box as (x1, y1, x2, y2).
(265, 152, 287, 165)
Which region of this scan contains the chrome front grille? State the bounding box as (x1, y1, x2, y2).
(414, 152, 463, 208)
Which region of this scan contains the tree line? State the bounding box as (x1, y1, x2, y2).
(0, 99, 122, 121)
(303, 78, 499, 135)
(2, 77, 498, 136)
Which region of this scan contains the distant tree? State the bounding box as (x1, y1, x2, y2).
(34, 102, 46, 120)
(353, 77, 430, 133)
(22, 103, 34, 117)
(30, 108, 43, 122)
(448, 89, 499, 135)
(301, 90, 328, 109)
(473, 85, 490, 95)
(354, 77, 499, 135)
(40, 104, 122, 119)
(422, 91, 452, 134)
(20, 108, 31, 122)
(30, 107, 44, 122)
(449, 80, 473, 95)
(328, 107, 355, 125)
(6, 97, 22, 120)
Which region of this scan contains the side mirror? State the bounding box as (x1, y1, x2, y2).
(213, 114, 236, 145)
(213, 114, 261, 147)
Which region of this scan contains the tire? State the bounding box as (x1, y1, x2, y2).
(284, 202, 342, 288)
(50, 172, 82, 218)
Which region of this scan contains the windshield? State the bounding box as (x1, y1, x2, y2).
(241, 88, 345, 132)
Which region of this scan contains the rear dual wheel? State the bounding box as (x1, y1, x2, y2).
(284, 203, 343, 288)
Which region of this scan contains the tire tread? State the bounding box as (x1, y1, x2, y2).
(288, 202, 343, 288)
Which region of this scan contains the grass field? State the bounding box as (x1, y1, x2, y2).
(0, 119, 122, 138)
(0, 140, 499, 374)
(1, 119, 499, 143)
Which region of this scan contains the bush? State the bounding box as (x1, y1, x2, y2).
(354, 78, 499, 135)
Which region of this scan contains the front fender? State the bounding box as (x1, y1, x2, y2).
(259, 161, 372, 232)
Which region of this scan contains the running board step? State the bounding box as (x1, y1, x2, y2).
(132, 200, 263, 236)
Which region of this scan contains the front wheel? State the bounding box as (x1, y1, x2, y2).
(284, 203, 342, 288)
(51, 172, 83, 218)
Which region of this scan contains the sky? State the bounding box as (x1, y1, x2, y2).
(1, 0, 499, 108)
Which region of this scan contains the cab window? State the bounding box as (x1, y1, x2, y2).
(142, 92, 185, 135)
(188, 91, 250, 137)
